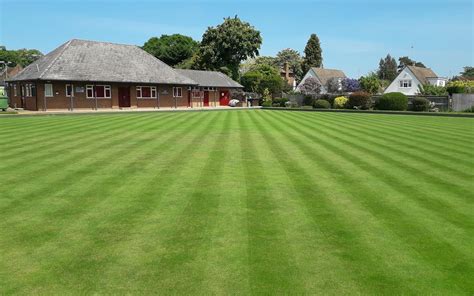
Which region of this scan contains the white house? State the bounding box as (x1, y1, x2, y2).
(384, 65, 447, 95)
(297, 67, 346, 94)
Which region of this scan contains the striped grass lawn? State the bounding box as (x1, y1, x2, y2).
(0, 110, 473, 294)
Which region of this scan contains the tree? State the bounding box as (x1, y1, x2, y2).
(275, 48, 303, 82)
(460, 66, 474, 79)
(326, 77, 342, 94)
(299, 77, 321, 96)
(398, 56, 425, 72)
(196, 16, 262, 80)
(377, 54, 398, 81)
(341, 78, 360, 92)
(0, 46, 43, 68)
(142, 34, 198, 67)
(302, 34, 323, 73)
(240, 64, 284, 97)
(240, 56, 277, 74)
(359, 72, 381, 94)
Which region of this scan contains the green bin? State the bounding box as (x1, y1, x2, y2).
(0, 96, 8, 111)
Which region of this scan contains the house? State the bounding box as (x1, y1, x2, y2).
(280, 63, 296, 90)
(174, 69, 243, 107)
(7, 39, 242, 110)
(296, 67, 346, 94)
(384, 65, 447, 95)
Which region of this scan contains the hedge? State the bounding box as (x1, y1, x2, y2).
(377, 92, 408, 111)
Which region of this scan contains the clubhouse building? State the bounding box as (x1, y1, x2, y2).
(7, 39, 243, 111)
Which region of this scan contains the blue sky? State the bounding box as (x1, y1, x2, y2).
(1, 0, 472, 78)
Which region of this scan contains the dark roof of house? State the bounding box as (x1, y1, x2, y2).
(174, 69, 243, 88)
(8, 39, 196, 85)
(406, 66, 439, 84)
(311, 67, 347, 85)
(0, 65, 23, 86)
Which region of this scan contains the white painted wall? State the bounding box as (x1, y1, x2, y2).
(384, 68, 422, 95)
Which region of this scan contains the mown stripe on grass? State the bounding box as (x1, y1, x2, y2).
(238, 111, 306, 294)
(259, 110, 473, 293)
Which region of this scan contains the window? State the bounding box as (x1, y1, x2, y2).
(173, 87, 182, 98)
(399, 80, 412, 88)
(136, 86, 157, 99)
(24, 84, 35, 97)
(13, 84, 17, 97)
(44, 84, 53, 97)
(86, 85, 111, 98)
(66, 84, 74, 97)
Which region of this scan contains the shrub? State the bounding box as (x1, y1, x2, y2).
(347, 91, 372, 110)
(446, 80, 474, 94)
(303, 95, 314, 106)
(341, 78, 360, 92)
(313, 99, 331, 109)
(376, 92, 408, 111)
(333, 96, 349, 109)
(411, 97, 431, 112)
(318, 94, 337, 106)
(261, 101, 272, 107)
(272, 98, 289, 107)
(463, 106, 474, 113)
(418, 84, 447, 95)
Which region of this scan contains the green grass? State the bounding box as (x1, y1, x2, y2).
(0, 110, 473, 294)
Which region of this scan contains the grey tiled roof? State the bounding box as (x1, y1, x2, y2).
(9, 39, 196, 85)
(175, 69, 243, 88)
(311, 68, 347, 85)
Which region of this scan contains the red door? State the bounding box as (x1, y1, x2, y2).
(118, 87, 131, 107)
(219, 90, 229, 106)
(203, 91, 209, 107)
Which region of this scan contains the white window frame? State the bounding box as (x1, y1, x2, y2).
(173, 87, 182, 98)
(13, 84, 17, 97)
(44, 83, 53, 97)
(136, 86, 157, 99)
(399, 80, 412, 88)
(65, 84, 74, 97)
(86, 85, 111, 99)
(25, 84, 32, 97)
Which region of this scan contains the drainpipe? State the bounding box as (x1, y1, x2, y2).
(156, 85, 160, 109)
(94, 83, 98, 110)
(34, 80, 39, 111)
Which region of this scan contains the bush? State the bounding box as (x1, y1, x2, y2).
(463, 106, 474, 113)
(376, 92, 408, 111)
(347, 91, 372, 110)
(272, 98, 289, 107)
(446, 80, 474, 94)
(303, 95, 314, 106)
(313, 99, 331, 109)
(317, 94, 337, 106)
(333, 96, 349, 109)
(261, 101, 272, 107)
(411, 97, 431, 112)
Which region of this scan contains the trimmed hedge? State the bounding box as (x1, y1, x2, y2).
(261, 101, 272, 107)
(272, 98, 289, 107)
(377, 92, 408, 111)
(411, 97, 431, 112)
(347, 91, 372, 110)
(313, 99, 331, 109)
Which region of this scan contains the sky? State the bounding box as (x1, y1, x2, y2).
(1, 0, 473, 78)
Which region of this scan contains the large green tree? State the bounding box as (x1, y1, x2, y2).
(196, 16, 262, 80)
(398, 56, 425, 72)
(0, 46, 43, 68)
(302, 34, 323, 73)
(142, 34, 198, 67)
(377, 54, 398, 81)
(241, 64, 284, 97)
(359, 72, 382, 94)
(275, 48, 303, 83)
